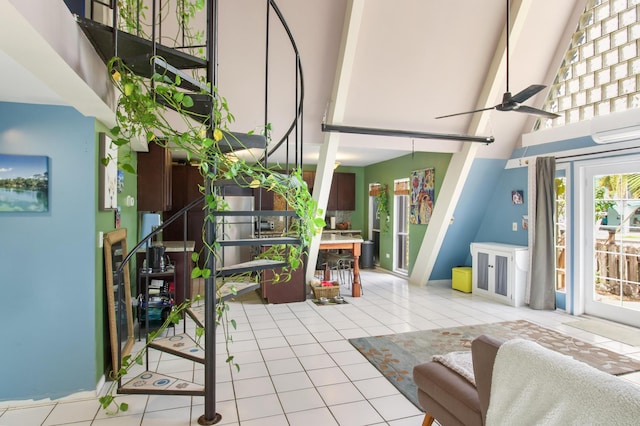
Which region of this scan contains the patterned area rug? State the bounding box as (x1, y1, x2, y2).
(348, 320, 640, 409)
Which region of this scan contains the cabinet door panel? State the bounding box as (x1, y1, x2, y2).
(327, 176, 339, 211)
(337, 172, 356, 211)
(137, 144, 172, 211)
(494, 254, 509, 296)
(477, 252, 489, 291)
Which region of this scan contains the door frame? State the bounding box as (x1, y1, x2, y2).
(575, 154, 640, 327)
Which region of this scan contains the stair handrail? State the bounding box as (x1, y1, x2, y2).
(116, 195, 205, 274)
(265, 0, 305, 167)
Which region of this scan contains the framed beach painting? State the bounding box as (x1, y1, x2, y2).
(99, 133, 118, 211)
(0, 154, 49, 212)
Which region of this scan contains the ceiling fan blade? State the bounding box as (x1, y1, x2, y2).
(435, 106, 495, 119)
(511, 84, 546, 103)
(514, 104, 560, 118)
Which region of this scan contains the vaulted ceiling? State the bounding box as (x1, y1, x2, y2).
(0, 0, 586, 166)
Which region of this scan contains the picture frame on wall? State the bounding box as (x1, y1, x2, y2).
(99, 133, 118, 211)
(512, 190, 524, 205)
(409, 168, 435, 225)
(0, 154, 49, 212)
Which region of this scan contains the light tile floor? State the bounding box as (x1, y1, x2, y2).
(1, 269, 639, 425)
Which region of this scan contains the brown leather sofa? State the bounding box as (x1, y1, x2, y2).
(412, 335, 503, 426)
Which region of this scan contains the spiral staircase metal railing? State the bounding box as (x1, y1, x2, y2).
(75, 1, 305, 423)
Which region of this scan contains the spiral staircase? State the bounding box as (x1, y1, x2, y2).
(74, 1, 306, 423)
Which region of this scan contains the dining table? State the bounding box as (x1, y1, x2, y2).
(319, 234, 364, 297)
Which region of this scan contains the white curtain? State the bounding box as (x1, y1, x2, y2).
(526, 157, 556, 310)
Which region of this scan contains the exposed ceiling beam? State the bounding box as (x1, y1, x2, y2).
(321, 123, 495, 144)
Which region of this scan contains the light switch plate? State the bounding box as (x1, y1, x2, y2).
(512, 222, 517, 231)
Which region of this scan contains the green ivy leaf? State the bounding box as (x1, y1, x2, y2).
(99, 395, 113, 409)
(121, 163, 135, 174)
(182, 95, 194, 108)
(191, 267, 202, 278)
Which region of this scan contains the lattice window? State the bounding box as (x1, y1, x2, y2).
(534, 0, 640, 131)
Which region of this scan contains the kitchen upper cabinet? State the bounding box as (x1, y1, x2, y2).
(137, 143, 172, 212)
(327, 172, 356, 211)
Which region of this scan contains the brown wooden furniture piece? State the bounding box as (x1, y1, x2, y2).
(260, 248, 307, 303)
(137, 143, 172, 212)
(319, 235, 362, 297)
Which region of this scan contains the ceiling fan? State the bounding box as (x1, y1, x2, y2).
(436, 0, 559, 120)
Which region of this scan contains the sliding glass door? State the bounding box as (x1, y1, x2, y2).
(581, 157, 640, 327)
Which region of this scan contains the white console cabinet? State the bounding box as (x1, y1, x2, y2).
(470, 242, 529, 307)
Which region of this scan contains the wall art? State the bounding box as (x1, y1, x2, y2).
(512, 190, 524, 204)
(99, 133, 118, 210)
(410, 168, 435, 225)
(0, 154, 49, 212)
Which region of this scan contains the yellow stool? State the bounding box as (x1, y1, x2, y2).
(452, 267, 472, 293)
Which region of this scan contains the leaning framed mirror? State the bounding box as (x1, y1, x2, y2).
(103, 228, 135, 377)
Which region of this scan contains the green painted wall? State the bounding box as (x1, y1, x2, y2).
(363, 152, 452, 273)
(94, 124, 138, 380)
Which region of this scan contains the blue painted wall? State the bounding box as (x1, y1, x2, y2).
(473, 166, 529, 246)
(431, 159, 507, 279)
(0, 103, 97, 400)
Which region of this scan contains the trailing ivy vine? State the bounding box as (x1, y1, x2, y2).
(100, 54, 324, 415)
(376, 184, 390, 233)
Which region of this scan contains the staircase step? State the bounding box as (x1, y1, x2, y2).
(74, 16, 206, 74)
(217, 259, 287, 276)
(218, 237, 300, 247)
(216, 210, 299, 218)
(187, 281, 261, 327)
(119, 371, 204, 396)
(153, 57, 208, 92)
(155, 93, 212, 122)
(148, 333, 204, 363)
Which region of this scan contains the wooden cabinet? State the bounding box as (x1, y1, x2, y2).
(137, 143, 172, 211)
(327, 172, 356, 211)
(253, 187, 274, 210)
(260, 249, 306, 303)
(470, 242, 529, 307)
(253, 170, 355, 211)
(163, 165, 205, 253)
(302, 171, 315, 192)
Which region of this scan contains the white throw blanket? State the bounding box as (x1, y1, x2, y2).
(486, 339, 640, 426)
(433, 351, 475, 386)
